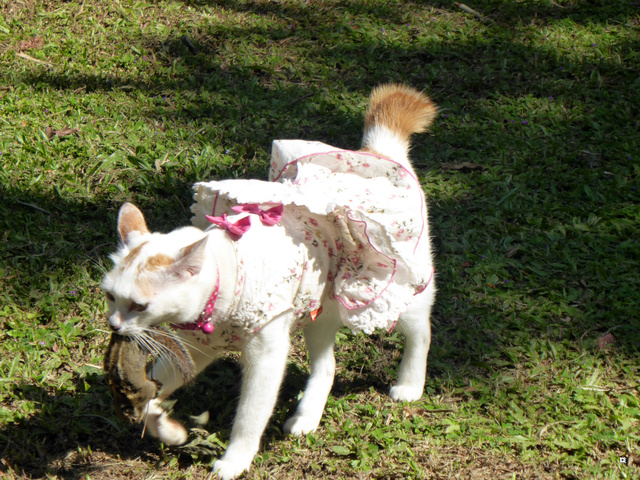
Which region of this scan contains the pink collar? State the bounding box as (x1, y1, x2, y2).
(171, 275, 220, 334)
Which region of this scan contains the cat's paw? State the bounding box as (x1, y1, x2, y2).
(212, 458, 250, 480)
(389, 385, 423, 402)
(284, 415, 320, 437)
(283, 415, 320, 436)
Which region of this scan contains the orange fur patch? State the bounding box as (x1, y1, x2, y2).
(136, 254, 174, 297)
(143, 254, 174, 271)
(364, 84, 437, 141)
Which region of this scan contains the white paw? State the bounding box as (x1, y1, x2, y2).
(284, 415, 320, 436)
(389, 385, 423, 402)
(212, 458, 251, 480)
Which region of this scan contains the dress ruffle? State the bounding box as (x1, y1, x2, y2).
(191, 140, 432, 334)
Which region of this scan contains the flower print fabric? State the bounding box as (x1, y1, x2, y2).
(191, 140, 433, 336)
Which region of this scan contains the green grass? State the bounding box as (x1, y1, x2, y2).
(1, 0, 639, 478)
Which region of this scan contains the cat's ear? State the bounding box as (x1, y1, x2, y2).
(171, 236, 208, 279)
(118, 203, 149, 246)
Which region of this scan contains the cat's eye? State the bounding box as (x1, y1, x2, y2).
(105, 292, 115, 302)
(130, 301, 148, 313)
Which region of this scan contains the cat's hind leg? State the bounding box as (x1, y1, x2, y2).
(284, 302, 342, 436)
(389, 281, 434, 402)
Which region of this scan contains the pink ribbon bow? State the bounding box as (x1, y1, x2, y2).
(205, 213, 252, 240)
(232, 203, 283, 226)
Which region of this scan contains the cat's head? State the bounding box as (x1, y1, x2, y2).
(102, 203, 210, 335)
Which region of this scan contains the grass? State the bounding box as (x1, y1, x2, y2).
(1, 0, 639, 478)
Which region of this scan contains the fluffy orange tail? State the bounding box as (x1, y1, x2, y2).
(361, 84, 437, 158)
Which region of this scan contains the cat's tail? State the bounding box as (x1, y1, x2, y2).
(360, 84, 437, 167)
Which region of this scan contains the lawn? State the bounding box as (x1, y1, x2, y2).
(1, 0, 639, 478)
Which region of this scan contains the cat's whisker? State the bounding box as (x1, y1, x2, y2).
(140, 328, 198, 383)
(149, 327, 219, 360)
(141, 332, 182, 380)
(136, 333, 158, 356)
(137, 331, 181, 380)
(129, 332, 143, 350)
(141, 329, 181, 359)
(90, 257, 109, 275)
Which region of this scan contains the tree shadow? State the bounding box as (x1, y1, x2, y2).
(182, 0, 638, 26)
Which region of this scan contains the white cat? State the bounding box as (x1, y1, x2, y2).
(102, 84, 437, 480)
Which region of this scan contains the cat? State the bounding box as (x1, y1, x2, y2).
(101, 84, 437, 480)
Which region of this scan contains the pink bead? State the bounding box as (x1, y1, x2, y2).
(201, 322, 214, 334)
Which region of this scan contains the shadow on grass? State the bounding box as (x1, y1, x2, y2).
(0, 353, 312, 478)
(185, 0, 639, 26)
(1, 380, 158, 479)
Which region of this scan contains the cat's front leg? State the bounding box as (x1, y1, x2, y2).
(212, 313, 292, 480)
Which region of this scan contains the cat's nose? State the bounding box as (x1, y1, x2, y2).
(108, 313, 123, 331)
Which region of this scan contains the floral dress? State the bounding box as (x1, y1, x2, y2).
(190, 140, 433, 343)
